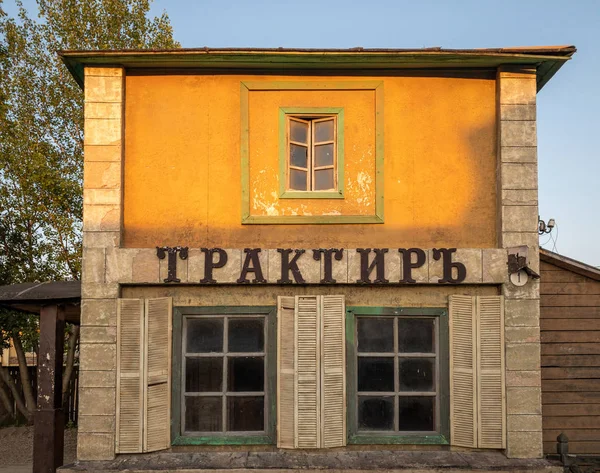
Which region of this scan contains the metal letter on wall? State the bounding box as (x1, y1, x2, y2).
(313, 249, 344, 284)
(433, 248, 466, 284)
(156, 246, 188, 283)
(398, 248, 427, 283)
(237, 248, 267, 284)
(200, 248, 228, 284)
(356, 248, 389, 284)
(277, 249, 306, 284)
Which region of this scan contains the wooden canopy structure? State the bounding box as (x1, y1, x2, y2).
(0, 281, 81, 473)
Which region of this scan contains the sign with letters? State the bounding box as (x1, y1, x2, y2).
(156, 247, 471, 285)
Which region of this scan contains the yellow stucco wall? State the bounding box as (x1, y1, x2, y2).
(123, 73, 497, 248)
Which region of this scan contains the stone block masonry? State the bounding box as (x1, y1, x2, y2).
(497, 66, 542, 459)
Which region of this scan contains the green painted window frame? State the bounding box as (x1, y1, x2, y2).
(279, 107, 344, 199)
(171, 306, 277, 446)
(240, 80, 384, 224)
(345, 306, 450, 445)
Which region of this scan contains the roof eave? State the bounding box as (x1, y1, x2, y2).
(58, 47, 575, 91)
(540, 248, 600, 282)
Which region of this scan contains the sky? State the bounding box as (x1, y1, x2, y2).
(4, 0, 600, 266)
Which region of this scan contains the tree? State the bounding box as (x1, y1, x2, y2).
(0, 0, 179, 423)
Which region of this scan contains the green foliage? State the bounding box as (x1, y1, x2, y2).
(0, 1, 178, 399)
(0, 1, 179, 290)
(0, 308, 38, 351)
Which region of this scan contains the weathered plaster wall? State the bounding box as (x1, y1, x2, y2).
(122, 284, 499, 306)
(122, 73, 497, 248)
(79, 65, 542, 461)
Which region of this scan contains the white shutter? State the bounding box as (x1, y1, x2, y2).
(296, 295, 320, 448)
(449, 295, 506, 449)
(277, 295, 346, 449)
(476, 296, 506, 449)
(143, 297, 172, 452)
(449, 295, 477, 448)
(277, 296, 296, 449)
(320, 295, 346, 448)
(116, 298, 144, 453)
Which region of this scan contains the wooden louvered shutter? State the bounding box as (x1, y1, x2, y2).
(320, 295, 346, 448)
(296, 295, 320, 448)
(449, 295, 477, 448)
(476, 296, 505, 449)
(277, 296, 296, 449)
(143, 297, 172, 452)
(116, 298, 144, 453)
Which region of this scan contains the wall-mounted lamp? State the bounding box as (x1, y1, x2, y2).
(538, 216, 556, 235)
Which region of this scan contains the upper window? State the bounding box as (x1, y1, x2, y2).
(287, 115, 337, 192)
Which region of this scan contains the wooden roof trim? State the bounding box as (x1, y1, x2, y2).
(540, 248, 600, 282)
(58, 45, 576, 91)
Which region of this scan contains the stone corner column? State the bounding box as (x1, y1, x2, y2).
(497, 65, 543, 459)
(78, 65, 124, 461)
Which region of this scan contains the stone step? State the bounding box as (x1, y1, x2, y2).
(58, 451, 563, 473)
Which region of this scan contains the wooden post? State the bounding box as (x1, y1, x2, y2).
(557, 432, 569, 466)
(33, 305, 65, 473)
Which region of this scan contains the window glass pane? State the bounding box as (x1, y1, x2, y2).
(185, 396, 222, 432)
(398, 396, 435, 431)
(185, 357, 222, 392)
(357, 357, 394, 392)
(290, 119, 308, 143)
(290, 144, 308, 168)
(358, 396, 394, 430)
(290, 169, 307, 191)
(227, 396, 264, 431)
(357, 318, 394, 353)
(187, 318, 223, 353)
(314, 143, 334, 167)
(314, 169, 334, 191)
(399, 358, 435, 392)
(228, 356, 264, 392)
(398, 319, 434, 353)
(229, 318, 264, 352)
(315, 119, 334, 142)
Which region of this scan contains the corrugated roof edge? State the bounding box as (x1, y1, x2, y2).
(540, 248, 600, 282)
(58, 46, 576, 90)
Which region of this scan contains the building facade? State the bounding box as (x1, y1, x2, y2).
(61, 46, 575, 463)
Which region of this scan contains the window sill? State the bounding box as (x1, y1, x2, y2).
(280, 190, 344, 199)
(172, 435, 274, 446)
(242, 214, 384, 225)
(348, 434, 449, 445)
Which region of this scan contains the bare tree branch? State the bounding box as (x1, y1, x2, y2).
(0, 367, 29, 421)
(62, 324, 79, 396)
(0, 377, 13, 417)
(11, 331, 35, 414)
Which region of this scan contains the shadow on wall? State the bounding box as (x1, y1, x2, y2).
(118, 72, 497, 249)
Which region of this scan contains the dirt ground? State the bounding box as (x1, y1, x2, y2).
(0, 425, 77, 470)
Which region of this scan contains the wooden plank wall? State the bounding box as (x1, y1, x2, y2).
(541, 260, 600, 455)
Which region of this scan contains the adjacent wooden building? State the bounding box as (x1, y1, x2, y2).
(541, 249, 600, 455)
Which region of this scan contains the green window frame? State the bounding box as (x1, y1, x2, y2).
(345, 306, 450, 445)
(171, 306, 277, 446)
(240, 80, 384, 224)
(279, 107, 345, 199)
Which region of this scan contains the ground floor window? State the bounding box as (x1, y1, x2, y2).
(172, 306, 276, 445)
(347, 307, 449, 444)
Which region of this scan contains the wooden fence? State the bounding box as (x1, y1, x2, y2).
(0, 366, 78, 426)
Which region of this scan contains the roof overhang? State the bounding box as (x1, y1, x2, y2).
(59, 46, 576, 91)
(540, 248, 600, 282)
(0, 281, 81, 322)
